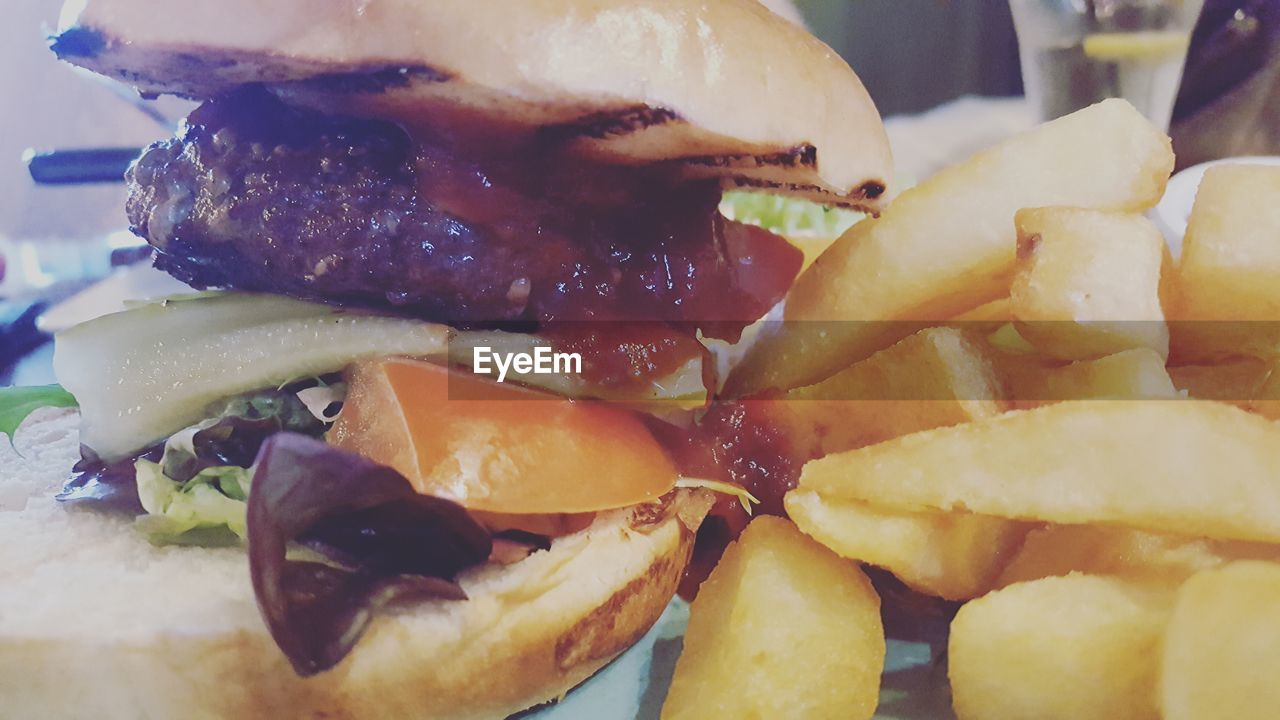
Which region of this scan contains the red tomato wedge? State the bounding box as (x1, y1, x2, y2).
(329, 358, 678, 514)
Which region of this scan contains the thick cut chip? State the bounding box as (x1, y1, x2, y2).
(995, 524, 1280, 588)
(1171, 165, 1280, 361)
(1002, 348, 1177, 407)
(1168, 358, 1270, 400)
(954, 298, 1013, 324)
(950, 574, 1170, 720)
(798, 400, 1280, 542)
(767, 327, 1005, 458)
(661, 517, 884, 720)
(1011, 207, 1169, 361)
(952, 298, 1014, 336)
(1174, 165, 1280, 318)
(1160, 561, 1280, 720)
(1169, 358, 1280, 420)
(726, 99, 1173, 395)
(786, 491, 1029, 600)
(1252, 368, 1280, 420)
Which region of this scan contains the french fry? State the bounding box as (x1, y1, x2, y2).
(950, 574, 1171, 720)
(767, 326, 1005, 458)
(1160, 561, 1280, 720)
(797, 400, 1280, 542)
(786, 491, 1029, 600)
(768, 328, 1022, 601)
(953, 297, 1014, 335)
(1169, 359, 1280, 420)
(1002, 348, 1177, 407)
(1171, 164, 1280, 362)
(1168, 358, 1269, 400)
(954, 298, 1013, 324)
(661, 517, 884, 720)
(1011, 207, 1169, 361)
(726, 99, 1173, 396)
(1253, 369, 1280, 420)
(995, 524, 1280, 589)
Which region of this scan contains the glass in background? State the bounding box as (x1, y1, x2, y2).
(1009, 0, 1207, 129)
(1171, 0, 1280, 168)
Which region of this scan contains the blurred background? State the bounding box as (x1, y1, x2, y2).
(1, 0, 1278, 380)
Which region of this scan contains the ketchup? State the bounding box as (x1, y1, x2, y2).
(650, 400, 804, 598)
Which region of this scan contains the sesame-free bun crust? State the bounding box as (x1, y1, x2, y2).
(53, 0, 892, 209)
(0, 411, 703, 719)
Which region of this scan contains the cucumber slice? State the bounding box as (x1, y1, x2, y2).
(55, 293, 448, 459)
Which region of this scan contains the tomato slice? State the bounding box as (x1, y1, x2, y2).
(329, 358, 678, 514)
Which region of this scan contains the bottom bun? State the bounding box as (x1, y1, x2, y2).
(0, 411, 704, 719)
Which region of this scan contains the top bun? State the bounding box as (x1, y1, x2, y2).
(53, 0, 892, 210)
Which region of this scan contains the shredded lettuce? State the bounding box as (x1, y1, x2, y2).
(719, 191, 865, 238)
(0, 384, 77, 439)
(134, 460, 249, 545)
(296, 383, 347, 423)
(131, 385, 332, 545)
(675, 477, 761, 515)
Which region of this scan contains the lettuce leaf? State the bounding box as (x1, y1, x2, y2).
(247, 433, 490, 675)
(0, 384, 77, 439)
(130, 385, 329, 545)
(134, 460, 250, 545)
(720, 191, 865, 238)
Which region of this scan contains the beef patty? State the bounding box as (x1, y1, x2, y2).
(126, 88, 801, 337)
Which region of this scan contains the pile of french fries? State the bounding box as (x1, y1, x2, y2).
(662, 99, 1280, 720)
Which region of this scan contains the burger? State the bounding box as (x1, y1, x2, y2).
(1, 0, 891, 717)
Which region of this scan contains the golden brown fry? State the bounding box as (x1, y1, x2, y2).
(995, 523, 1280, 589)
(1168, 358, 1269, 399)
(661, 517, 884, 720)
(1169, 359, 1280, 420)
(769, 329, 1023, 602)
(767, 326, 1005, 458)
(953, 298, 1014, 336)
(786, 491, 1029, 600)
(1160, 561, 1280, 720)
(1171, 164, 1280, 362)
(726, 99, 1173, 396)
(798, 400, 1280, 542)
(1002, 348, 1177, 408)
(954, 298, 1013, 324)
(1011, 207, 1169, 361)
(950, 574, 1170, 720)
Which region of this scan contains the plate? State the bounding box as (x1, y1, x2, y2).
(526, 599, 953, 719)
(1153, 155, 1280, 256)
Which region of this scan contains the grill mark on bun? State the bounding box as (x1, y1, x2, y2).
(291, 64, 451, 94)
(683, 144, 818, 171)
(860, 180, 886, 199)
(726, 175, 887, 208)
(57, 35, 452, 99)
(543, 105, 682, 142)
